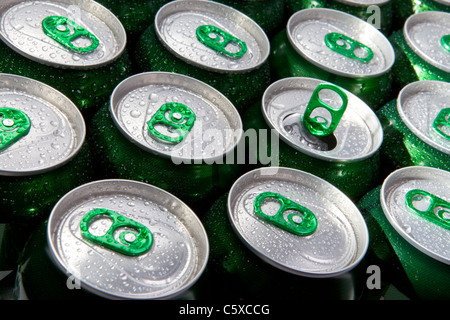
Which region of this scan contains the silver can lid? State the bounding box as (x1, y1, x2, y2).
(227, 167, 369, 278)
(397, 80, 450, 155)
(0, 0, 127, 69)
(380, 166, 450, 265)
(110, 72, 242, 164)
(434, 0, 450, 5)
(403, 11, 450, 73)
(262, 77, 383, 162)
(0, 73, 85, 176)
(154, 0, 270, 73)
(47, 179, 209, 300)
(334, 0, 390, 5)
(287, 8, 395, 78)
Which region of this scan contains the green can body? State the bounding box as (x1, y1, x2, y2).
(357, 185, 450, 300)
(377, 100, 450, 174)
(285, 0, 393, 35)
(270, 30, 394, 111)
(88, 102, 241, 213)
(202, 192, 365, 300)
(389, 30, 450, 92)
(210, 0, 286, 36)
(393, 0, 449, 29)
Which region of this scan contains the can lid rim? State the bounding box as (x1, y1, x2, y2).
(0, 73, 86, 177)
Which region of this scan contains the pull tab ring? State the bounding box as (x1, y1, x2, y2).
(405, 189, 450, 230)
(441, 35, 450, 52)
(325, 32, 374, 63)
(302, 83, 348, 137)
(254, 192, 318, 236)
(432, 108, 450, 140)
(196, 25, 247, 59)
(0, 108, 31, 151)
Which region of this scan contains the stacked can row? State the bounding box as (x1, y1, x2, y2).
(0, 0, 448, 300)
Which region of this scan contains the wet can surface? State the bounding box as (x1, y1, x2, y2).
(0, 73, 93, 226)
(134, 0, 271, 113)
(389, 11, 450, 91)
(393, 0, 449, 29)
(270, 8, 395, 111)
(89, 71, 243, 212)
(285, 0, 393, 36)
(0, 0, 133, 117)
(15, 179, 209, 300)
(243, 77, 383, 201)
(357, 166, 450, 300)
(203, 167, 369, 300)
(210, 0, 286, 37)
(377, 80, 450, 174)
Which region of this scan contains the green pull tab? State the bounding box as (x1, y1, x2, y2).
(147, 102, 196, 144)
(196, 25, 247, 59)
(80, 208, 153, 256)
(254, 192, 318, 236)
(42, 16, 99, 54)
(441, 35, 450, 52)
(433, 108, 450, 140)
(0, 108, 31, 151)
(302, 83, 348, 137)
(325, 32, 374, 63)
(405, 189, 450, 231)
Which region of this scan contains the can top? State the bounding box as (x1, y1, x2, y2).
(262, 77, 383, 162)
(110, 72, 242, 163)
(434, 0, 450, 5)
(397, 80, 450, 155)
(0, 0, 126, 69)
(47, 179, 209, 300)
(334, 0, 390, 5)
(380, 166, 450, 265)
(0, 73, 85, 176)
(228, 167, 369, 278)
(154, 0, 270, 73)
(287, 8, 395, 78)
(403, 11, 450, 73)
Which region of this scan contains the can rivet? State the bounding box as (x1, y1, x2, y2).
(0, 108, 31, 151)
(405, 189, 450, 230)
(42, 16, 99, 54)
(196, 25, 247, 59)
(432, 108, 450, 140)
(80, 208, 153, 256)
(325, 32, 374, 63)
(254, 192, 318, 236)
(147, 102, 196, 144)
(302, 83, 348, 137)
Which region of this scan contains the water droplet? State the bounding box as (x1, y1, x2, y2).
(130, 110, 141, 118)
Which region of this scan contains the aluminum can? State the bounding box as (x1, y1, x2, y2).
(377, 80, 450, 174)
(210, 0, 286, 37)
(393, 0, 449, 29)
(94, 0, 171, 38)
(134, 0, 271, 113)
(389, 11, 450, 93)
(15, 179, 210, 300)
(203, 167, 369, 300)
(0, 73, 93, 226)
(242, 77, 383, 201)
(89, 71, 243, 212)
(270, 8, 395, 111)
(357, 166, 450, 300)
(285, 0, 393, 36)
(0, 0, 133, 118)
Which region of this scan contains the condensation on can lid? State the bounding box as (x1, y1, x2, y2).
(287, 8, 395, 78)
(0, 0, 126, 69)
(403, 11, 450, 73)
(109, 72, 242, 164)
(262, 77, 383, 162)
(227, 167, 369, 278)
(154, 0, 270, 73)
(397, 80, 450, 155)
(380, 166, 450, 265)
(0, 73, 85, 176)
(47, 179, 209, 300)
